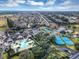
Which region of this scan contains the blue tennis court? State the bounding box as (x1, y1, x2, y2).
(55, 36, 65, 45)
(63, 37, 74, 46)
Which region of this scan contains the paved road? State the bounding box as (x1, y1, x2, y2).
(70, 52, 79, 59)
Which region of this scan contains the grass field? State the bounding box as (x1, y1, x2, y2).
(0, 20, 7, 26)
(3, 53, 19, 59)
(0, 20, 7, 31)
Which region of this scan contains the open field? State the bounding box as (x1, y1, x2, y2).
(0, 20, 7, 31)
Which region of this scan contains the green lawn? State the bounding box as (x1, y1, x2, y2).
(2, 53, 8, 59)
(11, 56, 19, 59)
(0, 27, 7, 31)
(2, 53, 19, 59)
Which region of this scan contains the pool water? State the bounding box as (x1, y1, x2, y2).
(20, 39, 28, 49)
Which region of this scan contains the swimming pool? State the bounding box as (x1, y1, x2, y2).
(20, 39, 34, 49)
(20, 39, 28, 49)
(41, 27, 55, 35)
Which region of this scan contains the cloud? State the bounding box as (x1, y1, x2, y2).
(26, 0, 79, 11)
(37, 0, 76, 11)
(27, 0, 44, 6)
(45, 0, 56, 6)
(16, 0, 26, 4)
(0, 0, 26, 7)
(26, 0, 56, 6)
(61, 0, 74, 6)
(5, 2, 19, 7)
(0, 0, 79, 11)
(53, 0, 77, 10)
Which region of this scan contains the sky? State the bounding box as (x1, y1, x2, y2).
(0, 0, 79, 11)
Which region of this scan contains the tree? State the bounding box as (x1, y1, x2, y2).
(19, 50, 34, 59)
(7, 46, 15, 59)
(31, 32, 69, 59)
(47, 52, 59, 59)
(7, 18, 15, 29)
(31, 32, 53, 59)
